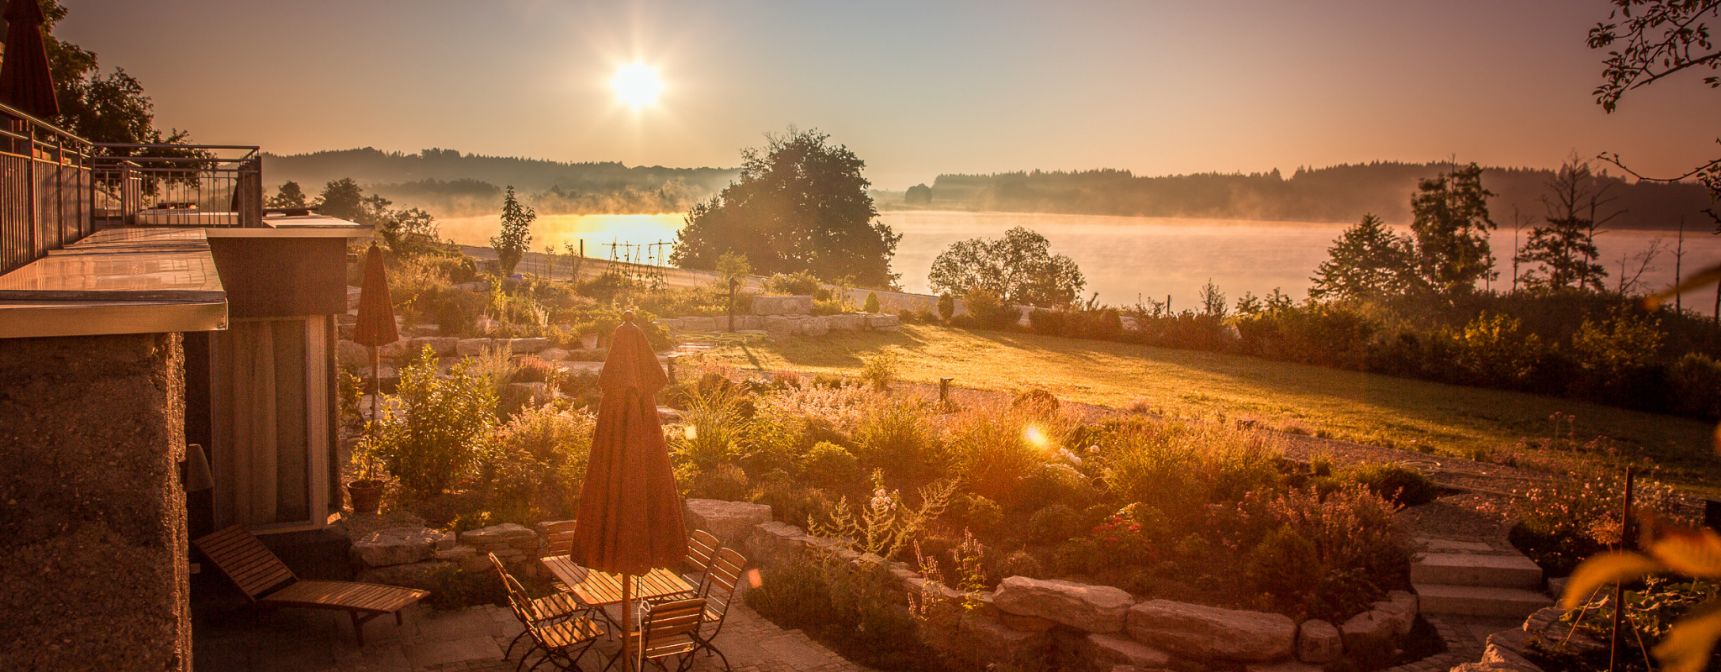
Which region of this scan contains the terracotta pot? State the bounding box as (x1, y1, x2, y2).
(347, 479, 385, 515)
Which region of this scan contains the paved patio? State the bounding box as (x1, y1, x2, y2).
(193, 593, 866, 672)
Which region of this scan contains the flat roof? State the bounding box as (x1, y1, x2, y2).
(210, 214, 375, 239)
(0, 227, 229, 339)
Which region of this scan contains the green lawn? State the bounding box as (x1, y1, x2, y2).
(688, 324, 1720, 488)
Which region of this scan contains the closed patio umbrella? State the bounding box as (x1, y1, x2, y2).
(1, 0, 60, 120)
(571, 313, 686, 670)
(351, 243, 399, 424)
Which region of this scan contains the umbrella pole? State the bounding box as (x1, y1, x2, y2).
(368, 345, 380, 425)
(621, 574, 635, 672)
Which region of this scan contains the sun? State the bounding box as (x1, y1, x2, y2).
(611, 63, 663, 110)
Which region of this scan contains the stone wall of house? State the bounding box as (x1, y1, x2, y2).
(0, 333, 191, 671)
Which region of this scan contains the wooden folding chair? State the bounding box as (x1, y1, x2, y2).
(490, 553, 589, 663)
(193, 525, 427, 645)
(691, 548, 746, 671)
(607, 597, 707, 672)
(681, 529, 722, 594)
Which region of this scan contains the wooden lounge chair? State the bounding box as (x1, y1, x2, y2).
(192, 525, 428, 645)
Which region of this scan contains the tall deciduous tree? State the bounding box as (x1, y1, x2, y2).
(1410, 163, 1497, 296)
(267, 181, 308, 209)
(671, 128, 900, 286)
(1309, 214, 1419, 301)
(928, 226, 1085, 306)
(1588, 0, 1720, 227)
(316, 178, 365, 221)
(1516, 160, 1612, 293)
(492, 186, 534, 277)
(4, 0, 192, 146)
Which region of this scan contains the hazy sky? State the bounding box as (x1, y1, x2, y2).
(57, 0, 1720, 188)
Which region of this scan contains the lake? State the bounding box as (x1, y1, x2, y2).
(437, 210, 1721, 315)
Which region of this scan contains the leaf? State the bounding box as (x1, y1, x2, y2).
(1649, 528, 1721, 578)
(1653, 600, 1721, 672)
(1644, 262, 1721, 309)
(1561, 551, 1664, 609)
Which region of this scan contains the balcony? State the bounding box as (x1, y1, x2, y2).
(1, 104, 93, 275)
(91, 143, 262, 229)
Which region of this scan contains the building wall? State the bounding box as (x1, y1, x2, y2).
(0, 333, 191, 671)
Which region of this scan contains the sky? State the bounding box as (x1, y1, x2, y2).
(54, 0, 1721, 189)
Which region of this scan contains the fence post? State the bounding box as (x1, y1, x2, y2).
(1609, 467, 1634, 672)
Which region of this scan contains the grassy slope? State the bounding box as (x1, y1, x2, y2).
(689, 324, 1720, 487)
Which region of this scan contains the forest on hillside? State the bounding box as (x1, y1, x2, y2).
(262, 147, 738, 216)
(907, 163, 1713, 231)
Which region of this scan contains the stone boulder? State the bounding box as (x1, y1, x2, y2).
(763, 316, 798, 338)
(994, 577, 1133, 633)
(538, 347, 570, 361)
(351, 527, 444, 568)
(827, 314, 865, 331)
(456, 338, 494, 356)
(377, 340, 410, 361)
(685, 499, 773, 547)
(958, 612, 1051, 668)
(746, 521, 811, 567)
(1338, 608, 1396, 663)
(752, 295, 814, 316)
(1374, 590, 1417, 637)
(1083, 633, 1172, 671)
(414, 336, 459, 356)
(800, 317, 831, 337)
(1125, 599, 1296, 663)
(1481, 629, 1541, 671)
(1243, 662, 1324, 672)
(433, 545, 490, 573)
(1295, 619, 1342, 664)
(866, 314, 901, 330)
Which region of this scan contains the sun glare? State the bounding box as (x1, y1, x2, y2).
(611, 63, 664, 110)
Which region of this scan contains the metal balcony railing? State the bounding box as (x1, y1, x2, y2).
(91, 144, 262, 229)
(0, 103, 94, 276)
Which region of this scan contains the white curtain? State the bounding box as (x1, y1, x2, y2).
(212, 321, 279, 526)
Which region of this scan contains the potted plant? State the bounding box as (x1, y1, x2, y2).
(346, 437, 388, 515)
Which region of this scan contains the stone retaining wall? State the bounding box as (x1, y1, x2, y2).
(739, 507, 1419, 671)
(659, 312, 900, 337)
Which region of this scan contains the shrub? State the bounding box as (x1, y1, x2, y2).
(1667, 353, 1721, 420)
(1344, 463, 1438, 506)
(1264, 485, 1413, 619)
(1246, 525, 1323, 615)
(946, 494, 1004, 537)
(864, 292, 881, 313)
(751, 476, 835, 529)
(936, 292, 956, 321)
(851, 398, 938, 485)
(961, 289, 1020, 330)
(860, 351, 899, 392)
(1509, 464, 1683, 576)
(369, 346, 497, 496)
(1097, 418, 1281, 524)
(942, 402, 1055, 509)
(1452, 311, 1543, 387)
(671, 384, 746, 472)
(1027, 504, 1085, 545)
(1011, 388, 1060, 418)
(802, 441, 862, 487)
(688, 463, 751, 500)
(1051, 537, 1104, 575)
(994, 550, 1045, 580)
(765, 270, 821, 296)
(477, 405, 594, 521)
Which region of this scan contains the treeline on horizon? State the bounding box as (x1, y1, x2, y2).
(918, 163, 1713, 231)
(262, 147, 738, 217)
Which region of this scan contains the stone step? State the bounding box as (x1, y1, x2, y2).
(1412, 552, 1543, 589)
(1413, 583, 1552, 618)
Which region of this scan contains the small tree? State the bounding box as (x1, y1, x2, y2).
(492, 186, 535, 277)
(317, 178, 365, 220)
(904, 183, 933, 204)
(936, 292, 956, 321)
(267, 180, 308, 209)
(1410, 163, 1497, 297)
(714, 250, 752, 290)
(1516, 159, 1612, 293)
(928, 227, 1085, 306)
(369, 347, 497, 496)
(1309, 213, 1420, 301)
(864, 292, 881, 313)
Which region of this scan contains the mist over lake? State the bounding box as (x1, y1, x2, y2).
(439, 210, 1721, 314)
